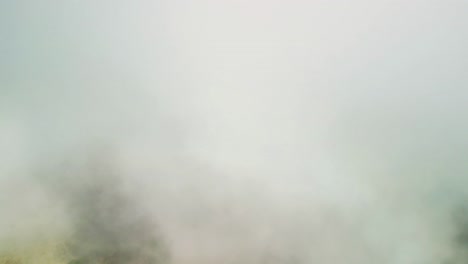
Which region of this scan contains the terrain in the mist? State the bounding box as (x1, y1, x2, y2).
(0, 151, 170, 264)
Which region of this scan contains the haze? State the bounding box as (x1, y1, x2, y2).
(1, 1, 468, 264)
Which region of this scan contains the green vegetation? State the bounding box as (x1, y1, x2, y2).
(0, 241, 71, 264)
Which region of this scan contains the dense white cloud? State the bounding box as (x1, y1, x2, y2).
(1, 1, 468, 263)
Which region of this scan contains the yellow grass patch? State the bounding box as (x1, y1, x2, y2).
(0, 240, 72, 264)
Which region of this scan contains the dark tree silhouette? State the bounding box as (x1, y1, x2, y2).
(46, 149, 169, 264)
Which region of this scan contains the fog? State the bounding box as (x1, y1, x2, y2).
(1, 1, 468, 263)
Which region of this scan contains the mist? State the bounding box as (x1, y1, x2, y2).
(1, 1, 468, 263)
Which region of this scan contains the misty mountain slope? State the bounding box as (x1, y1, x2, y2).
(42, 152, 170, 264)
